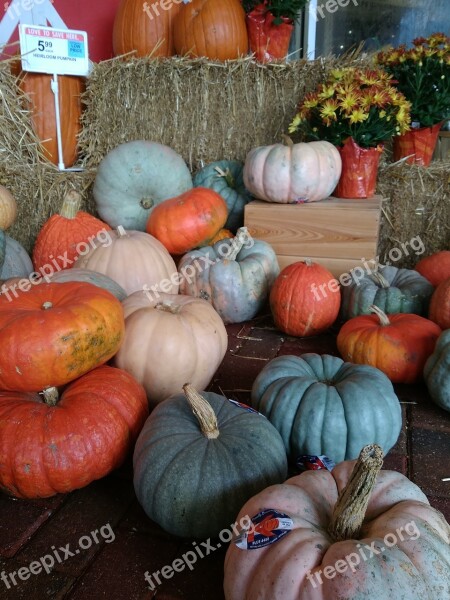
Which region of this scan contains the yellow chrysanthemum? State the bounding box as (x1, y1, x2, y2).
(337, 86, 361, 113)
(318, 84, 337, 100)
(288, 114, 302, 133)
(302, 91, 320, 109)
(319, 99, 339, 125)
(348, 109, 368, 124)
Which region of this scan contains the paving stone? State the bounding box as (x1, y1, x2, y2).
(0, 494, 67, 559)
(234, 327, 284, 359)
(0, 556, 73, 600)
(118, 500, 176, 540)
(210, 354, 269, 396)
(427, 496, 450, 523)
(277, 331, 340, 358)
(410, 428, 450, 498)
(408, 394, 450, 433)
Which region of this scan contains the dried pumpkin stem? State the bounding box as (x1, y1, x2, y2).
(42, 301, 53, 310)
(116, 225, 128, 238)
(59, 190, 82, 219)
(223, 227, 249, 261)
(41, 386, 59, 407)
(369, 305, 391, 326)
(281, 134, 294, 147)
(154, 301, 181, 314)
(214, 166, 235, 189)
(183, 383, 220, 439)
(370, 271, 390, 289)
(328, 444, 384, 542)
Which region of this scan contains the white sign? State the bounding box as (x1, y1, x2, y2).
(18, 24, 89, 76)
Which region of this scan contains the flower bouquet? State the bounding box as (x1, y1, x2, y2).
(289, 67, 411, 197)
(376, 32, 450, 165)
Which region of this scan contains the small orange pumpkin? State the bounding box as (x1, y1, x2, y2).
(428, 276, 450, 330)
(415, 250, 450, 287)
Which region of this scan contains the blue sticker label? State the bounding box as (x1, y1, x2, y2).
(68, 41, 85, 58)
(296, 454, 335, 472)
(234, 509, 293, 550)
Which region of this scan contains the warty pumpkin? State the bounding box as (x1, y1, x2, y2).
(0, 365, 148, 499)
(0, 281, 125, 392)
(133, 384, 287, 538)
(224, 444, 450, 600)
(337, 305, 441, 383)
(243, 138, 342, 203)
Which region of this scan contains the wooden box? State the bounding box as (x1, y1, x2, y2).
(244, 196, 382, 277)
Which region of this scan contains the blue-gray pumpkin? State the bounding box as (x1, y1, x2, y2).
(424, 329, 450, 412)
(0, 231, 33, 279)
(251, 353, 402, 464)
(193, 161, 252, 232)
(133, 384, 288, 538)
(340, 265, 434, 320)
(178, 227, 279, 323)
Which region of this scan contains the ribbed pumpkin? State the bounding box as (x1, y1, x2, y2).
(340, 265, 434, 320)
(0, 365, 148, 499)
(193, 161, 252, 232)
(146, 187, 228, 254)
(251, 353, 402, 463)
(424, 329, 450, 412)
(179, 227, 280, 323)
(173, 0, 248, 60)
(114, 292, 228, 406)
(270, 260, 341, 337)
(0, 282, 125, 392)
(76, 226, 179, 295)
(133, 384, 287, 538)
(224, 444, 450, 600)
(415, 250, 450, 287)
(243, 138, 342, 203)
(0, 231, 33, 280)
(0, 186, 17, 230)
(428, 276, 450, 330)
(17, 72, 84, 167)
(113, 0, 182, 57)
(337, 305, 441, 383)
(47, 268, 127, 301)
(32, 191, 111, 273)
(93, 141, 193, 230)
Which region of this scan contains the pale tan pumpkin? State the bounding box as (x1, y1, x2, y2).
(0, 186, 17, 230)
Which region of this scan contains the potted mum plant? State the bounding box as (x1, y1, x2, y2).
(242, 0, 308, 63)
(289, 67, 411, 198)
(376, 32, 450, 166)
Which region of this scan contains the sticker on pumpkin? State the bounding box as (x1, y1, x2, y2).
(228, 398, 263, 416)
(234, 509, 293, 550)
(296, 454, 335, 472)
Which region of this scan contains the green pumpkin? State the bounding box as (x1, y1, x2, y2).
(193, 161, 252, 232)
(133, 385, 288, 538)
(178, 227, 279, 323)
(93, 140, 193, 230)
(0, 231, 33, 279)
(251, 353, 402, 463)
(340, 265, 434, 320)
(424, 330, 450, 412)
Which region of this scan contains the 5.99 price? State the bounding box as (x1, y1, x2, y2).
(37, 40, 53, 51)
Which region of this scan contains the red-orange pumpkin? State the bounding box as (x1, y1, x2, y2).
(173, 0, 248, 60)
(428, 276, 450, 330)
(0, 365, 148, 499)
(415, 250, 450, 287)
(337, 305, 441, 383)
(17, 72, 84, 167)
(269, 260, 341, 337)
(146, 187, 228, 254)
(113, 0, 182, 57)
(0, 281, 125, 391)
(32, 191, 111, 273)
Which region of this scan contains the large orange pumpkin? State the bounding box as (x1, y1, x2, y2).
(146, 187, 228, 254)
(17, 72, 84, 167)
(337, 305, 441, 383)
(415, 250, 450, 287)
(173, 0, 248, 60)
(0, 365, 148, 499)
(428, 276, 450, 330)
(113, 0, 182, 57)
(0, 281, 125, 391)
(269, 260, 341, 337)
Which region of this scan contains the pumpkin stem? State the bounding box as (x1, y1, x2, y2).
(116, 225, 128, 238)
(183, 383, 220, 440)
(304, 258, 313, 267)
(59, 190, 82, 219)
(369, 305, 391, 326)
(222, 227, 249, 261)
(154, 301, 181, 314)
(214, 166, 235, 189)
(41, 386, 59, 407)
(370, 271, 390, 289)
(281, 134, 294, 147)
(328, 444, 383, 542)
(140, 197, 154, 210)
(42, 301, 53, 310)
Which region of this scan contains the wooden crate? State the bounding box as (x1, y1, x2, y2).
(244, 196, 382, 277)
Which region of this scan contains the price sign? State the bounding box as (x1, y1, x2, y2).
(18, 24, 89, 76)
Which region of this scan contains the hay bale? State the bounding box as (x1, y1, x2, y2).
(377, 161, 450, 268)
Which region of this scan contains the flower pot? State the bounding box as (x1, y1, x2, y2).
(246, 4, 294, 63)
(393, 122, 443, 167)
(334, 138, 383, 199)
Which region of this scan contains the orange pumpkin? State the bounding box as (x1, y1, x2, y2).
(337, 305, 441, 383)
(173, 0, 248, 60)
(415, 250, 450, 287)
(269, 260, 341, 337)
(210, 228, 234, 244)
(428, 276, 450, 330)
(113, 0, 182, 57)
(32, 191, 111, 273)
(17, 72, 84, 167)
(146, 187, 228, 254)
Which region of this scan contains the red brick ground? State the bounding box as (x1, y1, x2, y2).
(1, 314, 449, 599)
